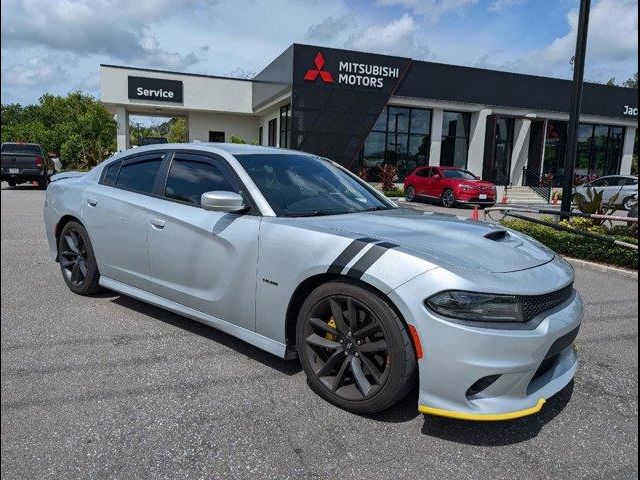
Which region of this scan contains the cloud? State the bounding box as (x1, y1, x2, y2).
(305, 15, 354, 42)
(376, 0, 478, 20)
(1, 53, 71, 87)
(0, 0, 202, 70)
(512, 0, 638, 77)
(346, 13, 429, 58)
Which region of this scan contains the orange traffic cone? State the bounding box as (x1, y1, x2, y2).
(501, 192, 508, 204)
(472, 206, 479, 221)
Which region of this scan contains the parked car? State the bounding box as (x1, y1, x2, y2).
(1, 142, 55, 188)
(44, 144, 581, 419)
(404, 166, 497, 208)
(573, 175, 638, 210)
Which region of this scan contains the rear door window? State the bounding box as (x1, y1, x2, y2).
(116, 156, 163, 194)
(102, 160, 122, 186)
(164, 155, 238, 206)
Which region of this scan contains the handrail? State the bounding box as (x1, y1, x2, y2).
(522, 167, 552, 203)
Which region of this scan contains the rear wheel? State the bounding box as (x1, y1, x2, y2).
(622, 196, 635, 211)
(442, 189, 456, 208)
(58, 221, 102, 295)
(7, 180, 16, 188)
(296, 280, 416, 413)
(37, 177, 50, 190)
(405, 185, 416, 202)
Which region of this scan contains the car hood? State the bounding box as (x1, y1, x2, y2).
(295, 208, 554, 273)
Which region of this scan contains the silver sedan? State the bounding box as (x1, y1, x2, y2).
(44, 143, 582, 420)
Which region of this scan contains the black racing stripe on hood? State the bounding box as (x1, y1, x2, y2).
(327, 237, 379, 274)
(345, 242, 399, 279)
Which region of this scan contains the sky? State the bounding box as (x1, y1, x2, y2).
(1, 0, 638, 106)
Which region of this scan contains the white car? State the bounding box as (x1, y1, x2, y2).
(574, 175, 638, 210)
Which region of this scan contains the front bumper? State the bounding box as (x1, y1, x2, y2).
(456, 191, 496, 204)
(390, 259, 582, 420)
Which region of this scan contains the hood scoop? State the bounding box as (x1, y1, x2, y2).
(484, 229, 511, 242)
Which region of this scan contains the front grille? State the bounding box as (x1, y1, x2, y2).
(522, 284, 574, 321)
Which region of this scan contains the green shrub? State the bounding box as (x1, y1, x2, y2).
(502, 218, 638, 269)
(382, 187, 404, 197)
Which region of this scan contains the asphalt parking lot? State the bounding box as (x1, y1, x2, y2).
(1, 185, 638, 480)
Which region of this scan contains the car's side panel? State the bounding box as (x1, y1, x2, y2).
(143, 196, 261, 332)
(82, 184, 153, 291)
(254, 219, 436, 345)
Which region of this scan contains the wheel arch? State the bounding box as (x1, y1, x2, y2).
(54, 214, 83, 258)
(284, 273, 411, 352)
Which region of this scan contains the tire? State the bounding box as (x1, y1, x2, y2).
(7, 180, 16, 188)
(57, 221, 102, 295)
(37, 177, 50, 190)
(405, 185, 415, 202)
(622, 196, 635, 211)
(296, 280, 416, 413)
(442, 189, 456, 208)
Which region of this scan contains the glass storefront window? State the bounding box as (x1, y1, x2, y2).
(440, 111, 470, 169)
(279, 104, 291, 148)
(544, 121, 626, 180)
(360, 105, 432, 180)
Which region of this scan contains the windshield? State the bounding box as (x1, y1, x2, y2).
(235, 153, 393, 217)
(442, 169, 478, 180)
(1, 143, 42, 154)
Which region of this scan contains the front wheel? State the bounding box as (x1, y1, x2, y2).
(296, 280, 416, 413)
(58, 221, 102, 295)
(405, 185, 416, 202)
(442, 189, 456, 208)
(622, 196, 635, 211)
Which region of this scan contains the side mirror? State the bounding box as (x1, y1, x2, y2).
(201, 191, 246, 212)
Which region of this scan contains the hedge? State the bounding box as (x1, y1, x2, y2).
(501, 218, 638, 270)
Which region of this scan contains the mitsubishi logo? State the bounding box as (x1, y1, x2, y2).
(303, 52, 334, 84)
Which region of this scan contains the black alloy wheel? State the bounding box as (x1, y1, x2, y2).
(58, 221, 101, 295)
(442, 189, 456, 208)
(297, 281, 416, 413)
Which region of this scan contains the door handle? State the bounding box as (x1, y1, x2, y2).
(87, 198, 98, 207)
(150, 218, 166, 230)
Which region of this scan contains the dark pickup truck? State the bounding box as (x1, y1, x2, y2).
(1, 142, 56, 188)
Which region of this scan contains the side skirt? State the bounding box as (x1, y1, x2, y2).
(99, 276, 288, 359)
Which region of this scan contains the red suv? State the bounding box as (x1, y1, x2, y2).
(404, 166, 496, 208)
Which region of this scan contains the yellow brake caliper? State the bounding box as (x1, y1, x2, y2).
(325, 316, 337, 341)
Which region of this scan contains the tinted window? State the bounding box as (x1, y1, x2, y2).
(622, 177, 638, 186)
(589, 178, 607, 187)
(116, 157, 163, 194)
(165, 157, 236, 205)
(416, 168, 431, 177)
(235, 153, 391, 217)
(1, 143, 42, 154)
(442, 169, 478, 180)
(102, 160, 122, 186)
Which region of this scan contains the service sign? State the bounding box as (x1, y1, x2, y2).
(128, 76, 183, 103)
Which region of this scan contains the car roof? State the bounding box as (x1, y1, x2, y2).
(117, 142, 312, 157)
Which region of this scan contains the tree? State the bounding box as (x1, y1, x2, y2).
(622, 72, 638, 89)
(167, 118, 187, 143)
(1, 92, 116, 169)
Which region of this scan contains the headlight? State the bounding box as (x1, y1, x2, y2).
(459, 185, 473, 191)
(426, 291, 525, 322)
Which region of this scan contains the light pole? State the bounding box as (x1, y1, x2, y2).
(561, 0, 591, 217)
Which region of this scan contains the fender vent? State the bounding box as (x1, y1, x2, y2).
(484, 230, 510, 242)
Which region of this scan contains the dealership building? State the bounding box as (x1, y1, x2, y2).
(100, 43, 638, 187)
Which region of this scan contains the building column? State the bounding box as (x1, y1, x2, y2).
(429, 108, 444, 166)
(115, 105, 129, 152)
(619, 126, 636, 175)
(510, 119, 531, 185)
(467, 108, 492, 177)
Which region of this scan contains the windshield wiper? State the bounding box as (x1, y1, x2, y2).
(287, 210, 340, 217)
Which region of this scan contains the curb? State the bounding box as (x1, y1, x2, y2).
(564, 257, 638, 279)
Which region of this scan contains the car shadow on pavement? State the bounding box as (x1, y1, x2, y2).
(419, 381, 574, 446)
(110, 294, 303, 376)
